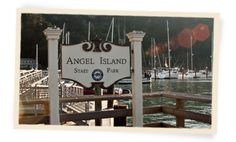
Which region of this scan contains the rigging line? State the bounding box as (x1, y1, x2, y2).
(105, 17, 114, 42)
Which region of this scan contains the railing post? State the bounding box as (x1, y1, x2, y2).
(107, 85, 114, 108)
(176, 99, 185, 127)
(59, 85, 63, 112)
(34, 84, 38, 116)
(44, 102, 49, 115)
(127, 31, 145, 127)
(95, 84, 102, 126)
(113, 105, 127, 126)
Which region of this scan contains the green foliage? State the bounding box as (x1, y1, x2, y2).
(21, 14, 51, 68)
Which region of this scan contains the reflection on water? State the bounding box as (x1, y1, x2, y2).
(115, 78, 212, 128)
(144, 79, 212, 95)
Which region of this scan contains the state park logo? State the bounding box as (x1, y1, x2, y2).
(92, 69, 103, 81)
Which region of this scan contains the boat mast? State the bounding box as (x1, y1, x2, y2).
(123, 17, 126, 44)
(210, 31, 213, 70)
(35, 44, 38, 70)
(153, 38, 157, 79)
(151, 38, 153, 69)
(156, 42, 162, 68)
(65, 31, 70, 45)
(153, 38, 156, 69)
(118, 22, 120, 44)
(59, 23, 65, 70)
(111, 18, 114, 43)
(118, 17, 126, 45)
(88, 21, 91, 41)
(154, 38, 158, 69)
(187, 51, 189, 70)
(190, 34, 193, 70)
(62, 23, 65, 44)
(167, 20, 171, 78)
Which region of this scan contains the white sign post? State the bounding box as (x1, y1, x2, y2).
(44, 27, 62, 125)
(127, 31, 145, 127)
(62, 39, 130, 88)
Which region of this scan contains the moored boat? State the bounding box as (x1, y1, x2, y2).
(116, 77, 152, 84)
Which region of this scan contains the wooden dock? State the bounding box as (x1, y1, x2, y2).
(19, 91, 211, 128)
(19, 70, 211, 127)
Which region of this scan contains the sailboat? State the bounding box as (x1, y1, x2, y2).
(149, 21, 179, 80)
(180, 31, 198, 79)
(155, 20, 178, 79)
(149, 38, 159, 79)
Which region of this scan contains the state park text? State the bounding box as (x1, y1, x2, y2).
(66, 57, 128, 74)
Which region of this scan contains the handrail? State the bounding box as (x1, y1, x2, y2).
(30, 76, 48, 87)
(19, 106, 162, 124)
(161, 106, 211, 124)
(143, 91, 211, 103)
(19, 105, 210, 125)
(20, 92, 210, 105)
(19, 92, 212, 127)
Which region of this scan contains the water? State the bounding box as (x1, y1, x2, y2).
(115, 78, 212, 128)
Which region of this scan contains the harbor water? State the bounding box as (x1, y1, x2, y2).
(115, 78, 212, 128)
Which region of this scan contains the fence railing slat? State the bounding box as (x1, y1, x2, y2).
(19, 90, 212, 127)
(162, 106, 211, 124)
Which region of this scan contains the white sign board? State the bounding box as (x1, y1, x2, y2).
(62, 40, 130, 88)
